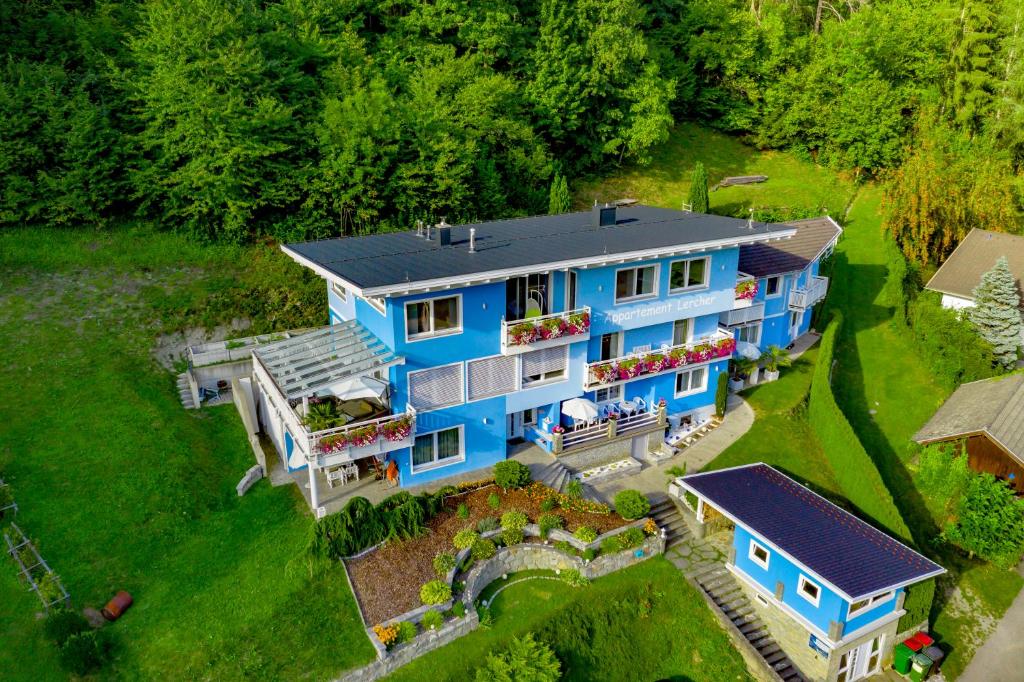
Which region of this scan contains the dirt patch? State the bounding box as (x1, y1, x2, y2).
(345, 483, 628, 626)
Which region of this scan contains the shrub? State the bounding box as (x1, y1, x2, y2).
(373, 623, 399, 647)
(457, 503, 470, 519)
(621, 527, 645, 549)
(538, 513, 563, 538)
(433, 551, 456, 578)
(420, 580, 453, 605)
(943, 471, 1024, 568)
(37, 573, 65, 605)
(475, 633, 560, 682)
(502, 528, 524, 546)
(908, 292, 998, 389)
(494, 460, 532, 491)
(476, 516, 499, 533)
(560, 569, 589, 587)
(564, 480, 584, 500)
(472, 538, 497, 561)
(487, 492, 501, 510)
(715, 371, 729, 418)
(452, 601, 467, 618)
(540, 496, 557, 512)
(613, 490, 650, 520)
(396, 620, 418, 643)
(43, 608, 88, 646)
(554, 540, 576, 555)
(58, 631, 109, 676)
(477, 604, 494, 628)
(581, 548, 596, 562)
(422, 610, 443, 630)
(454, 528, 479, 550)
(573, 526, 598, 544)
(501, 510, 528, 531)
(601, 534, 624, 554)
(644, 518, 658, 535)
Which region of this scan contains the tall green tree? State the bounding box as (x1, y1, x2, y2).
(948, 0, 1000, 133)
(968, 256, 1022, 367)
(688, 161, 709, 212)
(548, 173, 571, 214)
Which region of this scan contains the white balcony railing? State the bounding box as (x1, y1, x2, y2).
(720, 302, 766, 327)
(789, 276, 829, 311)
(500, 306, 591, 355)
(309, 411, 415, 468)
(583, 329, 736, 390)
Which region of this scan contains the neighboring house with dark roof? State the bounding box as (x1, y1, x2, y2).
(925, 228, 1024, 314)
(913, 373, 1024, 490)
(721, 216, 842, 357)
(678, 463, 943, 682)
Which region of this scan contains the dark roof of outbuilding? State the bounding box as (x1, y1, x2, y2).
(925, 229, 1024, 300)
(680, 464, 943, 600)
(738, 217, 842, 277)
(283, 206, 796, 294)
(913, 374, 1024, 466)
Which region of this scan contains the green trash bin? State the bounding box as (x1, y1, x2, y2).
(893, 643, 915, 675)
(909, 652, 933, 682)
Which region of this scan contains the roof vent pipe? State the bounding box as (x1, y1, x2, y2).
(747, 208, 754, 230)
(469, 227, 476, 253)
(416, 220, 424, 237)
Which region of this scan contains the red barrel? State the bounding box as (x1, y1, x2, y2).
(101, 591, 133, 621)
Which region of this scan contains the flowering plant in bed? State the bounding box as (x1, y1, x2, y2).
(348, 424, 380, 447)
(380, 416, 412, 442)
(373, 623, 399, 648)
(509, 322, 538, 346)
(735, 279, 758, 300)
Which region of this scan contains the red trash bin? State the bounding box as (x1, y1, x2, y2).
(903, 637, 924, 652)
(912, 632, 935, 648)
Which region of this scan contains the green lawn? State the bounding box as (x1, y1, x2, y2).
(387, 557, 752, 682)
(0, 229, 371, 680)
(826, 186, 1024, 678)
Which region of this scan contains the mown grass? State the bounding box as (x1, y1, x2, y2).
(386, 557, 752, 682)
(0, 227, 371, 680)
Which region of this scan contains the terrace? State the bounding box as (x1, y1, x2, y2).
(789, 275, 829, 311)
(500, 306, 591, 355)
(583, 328, 736, 391)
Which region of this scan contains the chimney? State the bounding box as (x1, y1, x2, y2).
(435, 218, 451, 246)
(591, 202, 617, 228)
(469, 227, 476, 253)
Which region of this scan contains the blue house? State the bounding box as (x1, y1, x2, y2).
(679, 464, 944, 682)
(721, 217, 841, 357)
(251, 204, 832, 512)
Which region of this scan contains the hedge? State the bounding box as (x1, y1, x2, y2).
(809, 312, 933, 630)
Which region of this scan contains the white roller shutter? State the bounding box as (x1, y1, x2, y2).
(409, 363, 464, 411)
(467, 355, 518, 401)
(521, 346, 567, 379)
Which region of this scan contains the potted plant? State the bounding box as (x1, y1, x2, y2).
(539, 317, 564, 339)
(735, 279, 758, 300)
(759, 345, 792, 382)
(509, 322, 537, 346)
(348, 424, 380, 448)
(303, 400, 342, 432)
(591, 362, 615, 384)
(566, 311, 590, 335)
(715, 337, 737, 358)
(380, 416, 413, 442)
(617, 357, 645, 379)
(729, 357, 757, 392)
(667, 347, 686, 368)
(318, 433, 349, 453)
(644, 352, 667, 373)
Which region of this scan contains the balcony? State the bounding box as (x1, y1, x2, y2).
(789, 276, 829, 311)
(733, 272, 758, 309)
(309, 411, 416, 469)
(583, 329, 736, 391)
(720, 302, 765, 327)
(500, 306, 591, 355)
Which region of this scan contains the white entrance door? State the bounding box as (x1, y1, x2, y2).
(837, 635, 883, 682)
(507, 412, 523, 440)
(789, 311, 801, 341)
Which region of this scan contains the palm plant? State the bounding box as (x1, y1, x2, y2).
(303, 400, 342, 432)
(730, 357, 757, 380)
(759, 345, 793, 373)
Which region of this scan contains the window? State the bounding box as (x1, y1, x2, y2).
(408, 363, 464, 411)
(847, 591, 894, 618)
(331, 280, 347, 301)
(675, 366, 708, 397)
(522, 347, 567, 386)
(737, 323, 761, 345)
(567, 270, 578, 310)
(600, 332, 623, 361)
(867, 635, 882, 673)
(412, 426, 464, 472)
(522, 408, 537, 427)
(594, 384, 623, 403)
(615, 265, 658, 302)
(748, 540, 770, 569)
(669, 257, 709, 292)
(836, 650, 852, 682)
(672, 318, 693, 346)
(765, 276, 782, 297)
(405, 295, 461, 340)
(506, 273, 551, 321)
(797, 575, 821, 607)
(467, 355, 518, 401)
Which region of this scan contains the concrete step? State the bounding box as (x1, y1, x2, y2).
(759, 643, 782, 659)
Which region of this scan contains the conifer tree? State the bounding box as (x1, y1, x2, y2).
(548, 172, 571, 214)
(969, 256, 1022, 367)
(688, 161, 709, 213)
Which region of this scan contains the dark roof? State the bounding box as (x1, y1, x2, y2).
(926, 229, 1024, 300)
(738, 217, 842, 277)
(680, 464, 943, 599)
(913, 374, 1024, 465)
(284, 206, 796, 293)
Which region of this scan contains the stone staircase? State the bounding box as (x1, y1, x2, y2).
(536, 460, 573, 493)
(648, 495, 691, 550)
(691, 564, 806, 682)
(177, 373, 197, 410)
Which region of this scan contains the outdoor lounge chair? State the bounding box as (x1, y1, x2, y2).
(199, 385, 220, 402)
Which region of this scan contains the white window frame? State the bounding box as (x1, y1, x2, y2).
(410, 425, 465, 474)
(599, 332, 624, 361)
(331, 280, 347, 301)
(847, 591, 894, 619)
(566, 269, 578, 310)
(521, 346, 569, 388)
(614, 264, 659, 303)
(765, 275, 783, 298)
(674, 366, 708, 398)
(669, 256, 710, 294)
(748, 539, 771, 570)
(404, 293, 463, 342)
(594, 384, 623, 404)
(522, 408, 537, 427)
(406, 361, 466, 412)
(673, 318, 694, 346)
(737, 322, 762, 345)
(797, 574, 822, 608)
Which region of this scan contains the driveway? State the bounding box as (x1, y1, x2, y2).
(958, 561, 1024, 682)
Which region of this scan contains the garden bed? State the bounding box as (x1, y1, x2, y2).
(345, 482, 628, 625)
